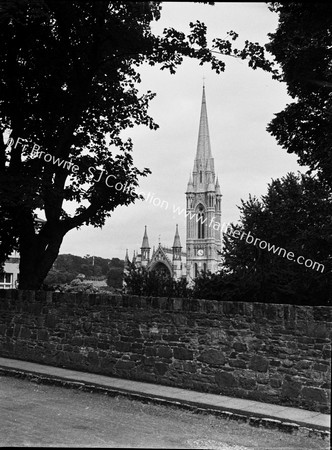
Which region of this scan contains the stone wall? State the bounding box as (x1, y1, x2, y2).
(0, 289, 330, 413)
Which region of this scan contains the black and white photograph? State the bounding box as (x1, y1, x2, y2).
(0, 1, 331, 448)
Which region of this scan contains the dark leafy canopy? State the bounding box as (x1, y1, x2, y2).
(218, 173, 331, 305)
(266, 2, 332, 189)
(0, 0, 273, 289)
(124, 261, 190, 298)
(44, 253, 123, 286)
(106, 266, 123, 289)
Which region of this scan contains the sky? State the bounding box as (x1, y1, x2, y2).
(60, 2, 304, 260)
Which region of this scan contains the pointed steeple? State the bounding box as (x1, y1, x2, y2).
(141, 225, 149, 249)
(172, 224, 181, 248)
(172, 224, 182, 261)
(186, 85, 222, 282)
(141, 225, 150, 265)
(123, 249, 130, 274)
(196, 85, 212, 162)
(191, 86, 216, 193)
(125, 248, 130, 262)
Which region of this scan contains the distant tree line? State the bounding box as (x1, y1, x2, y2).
(44, 254, 124, 288)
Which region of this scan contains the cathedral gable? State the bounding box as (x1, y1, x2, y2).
(149, 246, 173, 274)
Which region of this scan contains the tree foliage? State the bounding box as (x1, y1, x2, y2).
(266, 2, 332, 189)
(0, 0, 273, 289)
(44, 253, 123, 286)
(208, 173, 331, 305)
(107, 266, 124, 289)
(124, 261, 190, 298)
(192, 269, 261, 302)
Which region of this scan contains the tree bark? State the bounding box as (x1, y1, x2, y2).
(18, 225, 64, 290)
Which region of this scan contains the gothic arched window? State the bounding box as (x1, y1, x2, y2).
(200, 171, 202, 183)
(196, 204, 205, 239)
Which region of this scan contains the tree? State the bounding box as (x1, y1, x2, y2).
(124, 261, 190, 298)
(106, 267, 123, 289)
(266, 2, 332, 189)
(196, 3, 332, 306)
(192, 269, 261, 302)
(0, 0, 271, 289)
(43, 252, 120, 285)
(220, 173, 332, 305)
(193, 4, 332, 305)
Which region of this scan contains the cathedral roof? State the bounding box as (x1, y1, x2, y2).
(148, 243, 173, 274)
(141, 225, 150, 249)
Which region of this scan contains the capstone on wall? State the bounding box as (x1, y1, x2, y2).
(0, 290, 330, 413)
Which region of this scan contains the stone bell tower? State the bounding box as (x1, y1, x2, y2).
(186, 86, 222, 281)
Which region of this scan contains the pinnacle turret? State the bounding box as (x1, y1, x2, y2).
(186, 172, 194, 193)
(172, 224, 182, 262)
(216, 177, 221, 195)
(125, 248, 130, 262)
(172, 224, 182, 248)
(141, 225, 149, 249)
(140, 225, 150, 265)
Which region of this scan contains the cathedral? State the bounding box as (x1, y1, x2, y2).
(124, 86, 222, 283)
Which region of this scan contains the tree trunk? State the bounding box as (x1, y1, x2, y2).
(18, 232, 64, 290)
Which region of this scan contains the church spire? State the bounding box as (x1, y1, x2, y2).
(172, 224, 181, 248)
(140, 225, 150, 265)
(186, 85, 222, 281)
(141, 225, 149, 249)
(195, 85, 212, 162)
(125, 248, 130, 262)
(172, 224, 182, 261)
(192, 85, 215, 192)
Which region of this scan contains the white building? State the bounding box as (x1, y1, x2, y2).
(0, 251, 20, 289)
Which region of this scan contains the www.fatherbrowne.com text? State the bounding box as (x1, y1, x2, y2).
(7, 136, 324, 273)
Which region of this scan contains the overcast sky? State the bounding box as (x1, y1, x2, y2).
(60, 2, 304, 260)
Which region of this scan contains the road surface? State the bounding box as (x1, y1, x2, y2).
(0, 375, 329, 449)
